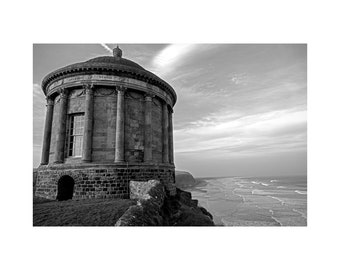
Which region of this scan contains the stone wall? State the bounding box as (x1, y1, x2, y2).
(125, 91, 145, 162)
(33, 169, 38, 195)
(35, 165, 175, 200)
(67, 90, 85, 114)
(92, 89, 117, 162)
(47, 87, 170, 165)
(152, 98, 163, 162)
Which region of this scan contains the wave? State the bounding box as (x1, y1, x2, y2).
(269, 196, 285, 206)
(295, 190, 307, 195)
(270, 180, 278, 183)
(277, 186, 286, 189)
(232, 188, 246, 203)
(251, 189, 262, 195)
(292, 209, 307, 219)
(251, 181, 269, 187)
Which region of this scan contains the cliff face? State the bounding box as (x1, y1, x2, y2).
(175, 170, 197, 188)
(115, 180, 214, 226)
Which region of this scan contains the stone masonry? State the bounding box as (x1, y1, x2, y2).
(35, 46, 177, 200)
(35, 165, 175, 200)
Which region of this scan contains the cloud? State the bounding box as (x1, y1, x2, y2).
(99, 43, 112, 54)
(174, 108, 307, 158)
(150, 44, 201, 77)
(229, 72, 249, 86)
(32, 44, 307, 176)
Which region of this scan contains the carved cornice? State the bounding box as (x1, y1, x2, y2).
(41, 57, 177, 105)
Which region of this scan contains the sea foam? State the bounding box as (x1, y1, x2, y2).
(295, 190, 307, 195)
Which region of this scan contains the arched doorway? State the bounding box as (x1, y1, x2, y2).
(57, 175, 75, 201)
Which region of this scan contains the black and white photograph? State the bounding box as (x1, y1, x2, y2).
(33, 43, 307, 226)
(2, 0, 340, 269)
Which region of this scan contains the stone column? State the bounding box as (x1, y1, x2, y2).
(40, 97, 54, 165)
(168, 108, 174, 164)
(82, 84, 94, 163)
(144, 94, 153, 162)
(114, 86, 126, 163)
(54, 89, 68, 163)
(162, 102, 169, 163)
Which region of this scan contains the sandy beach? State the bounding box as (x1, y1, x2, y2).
(185, 176, 307, 226)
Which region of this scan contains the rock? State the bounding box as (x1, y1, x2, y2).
(177, 188, 192, 205)
(130, 179, 165, 208)
(115, 204, 163, 226)
(160, 188, 214, 226)
(116, 180, 165, 226)
(175, 170, 196, 188)
(174, 205, 215, 226)
(199, 206, 213, 220)
(116, 180, 215, 226)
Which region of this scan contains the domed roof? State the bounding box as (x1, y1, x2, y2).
(41, 47, 176, 103)
(84, 56, 145, 70)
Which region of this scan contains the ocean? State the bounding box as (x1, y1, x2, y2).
(185, 175, 307, 226)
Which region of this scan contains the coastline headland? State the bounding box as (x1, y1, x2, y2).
(33, 169, 215, 226)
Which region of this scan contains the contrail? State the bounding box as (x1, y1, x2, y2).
(99, 43, 112, 54)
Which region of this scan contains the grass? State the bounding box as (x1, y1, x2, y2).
(33, 197, 136, 226)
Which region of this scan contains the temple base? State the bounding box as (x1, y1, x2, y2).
(34, 164, 176, 200)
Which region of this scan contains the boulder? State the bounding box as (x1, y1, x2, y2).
(116, 180, 215, 226)
(116, 180, 165, 226)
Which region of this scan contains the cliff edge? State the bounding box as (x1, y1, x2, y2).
(175, 170, 197, 188)
(115, 180, 214, 226)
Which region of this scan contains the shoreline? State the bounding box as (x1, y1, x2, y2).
(183, 176, 307, 226)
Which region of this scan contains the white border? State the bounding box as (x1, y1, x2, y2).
(1, 0, 340, 269)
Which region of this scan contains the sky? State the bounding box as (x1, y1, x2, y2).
(33, 44, 307, 177)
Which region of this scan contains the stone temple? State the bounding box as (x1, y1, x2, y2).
(35, 46, 177, 200)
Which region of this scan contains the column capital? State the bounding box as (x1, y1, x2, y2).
(116, 85, 127, 93)
(58, 88, 68, 99)
(144, 93, 155, 101)
(46, 96, 54, 106)
(162, 101, 169, 109)
(83, 83, 94, 94)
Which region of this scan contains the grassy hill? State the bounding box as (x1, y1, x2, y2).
(33, 197, 136, 226)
